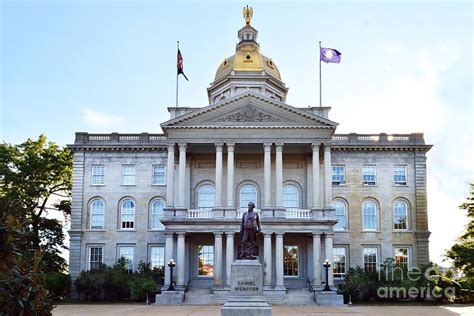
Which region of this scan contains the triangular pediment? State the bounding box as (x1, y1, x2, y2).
(161, 91, 338, 130)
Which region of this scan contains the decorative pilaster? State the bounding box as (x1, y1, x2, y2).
(275, 233, 285, 290)
(312, 142, 321, 209)
(176, 233, 186, 288)
(225, 232, 235, 287)
(177, 143, 187, 208)
(214, 232, 223, 287)
(263, 233, 272, 288)
(164, 233, 174, 289)
(226, 143, 235, 209)
(275, 143, 284, 209)
(263, 143, 272, 209)
(215, 143, 224, 209)
(323, 143, 332, 207)
(312, 233, 321, 287)
(324, 233, 334, 287)
(166, 143, 175, 208)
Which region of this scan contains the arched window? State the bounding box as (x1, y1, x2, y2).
(393, 201, 408, 230)
(120, 199, 135, 229)
(282, 184, 299, 209)
(362, 200, 377, 231)
(198, 185, 215, 210)
(90, 199, 105, 229)
(332, 200, 347, 230)
(151, 199, 165, 230)
(240, 184, 257, 209)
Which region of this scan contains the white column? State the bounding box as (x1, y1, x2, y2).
(275, 233, 285, 289)
(215, 143, 223, 208)
(166, 143, 175, 207)
(178, 143, 187, 208)
(214, 232, 223, 287)
(312, 233, 321, 286)
(323, 143, 332, 207)
(225, 232, 234, 286)
(176, 232, 185, 287)
(263, 143, 272, 208)
(312, 142, 321, 209)
(263, 233, 272, 287)
(324, 233, 334, 287)
(164, 233, 174, 288)
(226, 143, 235, 208)
(275, 143, 284, 208)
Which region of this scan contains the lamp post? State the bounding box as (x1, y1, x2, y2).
(167, 258, 176, 291)
(323, 258, 331, 291)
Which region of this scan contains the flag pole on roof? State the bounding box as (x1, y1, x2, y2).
(176, 41, 189, 107)
(319, 41, 342, 107)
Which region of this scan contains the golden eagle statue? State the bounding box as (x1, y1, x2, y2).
(243, 5, 253, 27)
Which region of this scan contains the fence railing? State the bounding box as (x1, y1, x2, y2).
(286, 209, 312, 219)
(186, 209, 213, 218)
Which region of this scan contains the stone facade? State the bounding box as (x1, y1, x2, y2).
(67, 14, 432, 304)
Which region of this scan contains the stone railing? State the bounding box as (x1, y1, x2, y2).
(331, 133, 426, 145)
(187, 209, 213, 218)
(74, 132, 167, 145)
(286, 209, 312, 219)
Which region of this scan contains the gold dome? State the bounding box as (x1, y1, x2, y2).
(214, 46, 282, 81)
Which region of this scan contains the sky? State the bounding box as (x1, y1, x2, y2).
(1, 0, 472, 266)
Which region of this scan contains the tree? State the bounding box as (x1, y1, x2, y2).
(445, 183, 474, 302)
(0, 135, 72, 272)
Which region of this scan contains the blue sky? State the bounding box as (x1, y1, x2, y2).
(1, 1, 472, 265)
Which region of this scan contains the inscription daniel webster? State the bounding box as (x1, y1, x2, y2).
(235, 281, 259, 292)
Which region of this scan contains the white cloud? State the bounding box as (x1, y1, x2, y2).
(81, 108, 124, 128)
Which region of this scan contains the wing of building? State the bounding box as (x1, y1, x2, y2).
(67, 9, 432, 304)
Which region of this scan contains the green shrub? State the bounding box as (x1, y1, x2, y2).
(45, 272, 71, 300)
(129, 275, 157, 301)
(74, 266, 106, 300)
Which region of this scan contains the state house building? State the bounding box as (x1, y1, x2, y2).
(68, 11, 431, 304)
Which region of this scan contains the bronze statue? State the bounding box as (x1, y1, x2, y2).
(238, 201, 261, 259)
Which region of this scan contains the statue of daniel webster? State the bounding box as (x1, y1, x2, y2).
(238, 201, 261, 259)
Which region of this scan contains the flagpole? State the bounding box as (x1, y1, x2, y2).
(319, 41, 322, 107)
(176, 41, 179, 107)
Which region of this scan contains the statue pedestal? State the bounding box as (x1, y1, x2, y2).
(221, 260, 272, 316)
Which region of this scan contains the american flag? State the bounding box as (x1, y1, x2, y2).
(177, 49, 189, 81)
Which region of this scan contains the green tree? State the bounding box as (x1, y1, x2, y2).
(0, 135, 73, 272)
(446, 183, 474, 278)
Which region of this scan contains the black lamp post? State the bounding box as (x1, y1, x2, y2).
(323, 259, 331, 291)
(167, 258, 176, 291)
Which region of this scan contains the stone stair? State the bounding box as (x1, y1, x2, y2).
(282, 289, 316, 306)
(183, 288, 316, 306)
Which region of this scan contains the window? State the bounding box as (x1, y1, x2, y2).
(362, 166, 376, 185)
(92, 165, 104, 185)
(362, 200, 377, 230)
(150, 246, 165, 270)
(333, 247, 347, 278)
(332, 166, 345, 185)
(394, 247, 410, 268)
(197, 245, 214, 276)
(90, 199, 105, 229)
(120, 199, 135, 229)
(239, 184, 257, 209)
(333, 200, 347, 230)
(198, 185, 215, 210)
(89, 247, 103, 269)
(363, 247, 378, 272)
(393, 201, 408, 230)
(122, 164, 135, 185)
(283, 245, 299, 276)
(152, 164, 166, 185)
(394, 166, 407, 186)
(282, 184, 299, 209)
(118, 246, 134, 270)
(151, 199, 165, 230)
